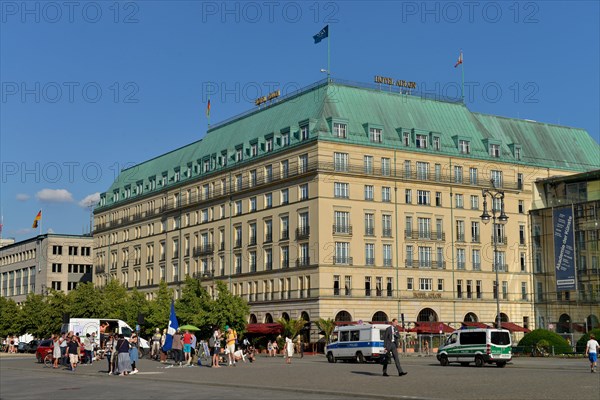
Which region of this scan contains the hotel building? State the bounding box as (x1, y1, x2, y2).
(93, 79, 599, 336)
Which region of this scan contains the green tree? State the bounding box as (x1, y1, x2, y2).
(277, 317, 307, 340)
(517, 329, 571, 354)
(177, 276, 211, 336)
(68, 282, 102, 318)
(316, 318, 336, 344)
(145, 280, 173, 335)
(100, 279, 129, 319)
(40, 289, 69, 337)
(16, 293, 47, 338)
(206, 281, 249, 335)
(0, 297, 20, 338)
(123, 288, 150, 331)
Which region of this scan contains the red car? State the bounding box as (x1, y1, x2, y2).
(35, 339, 54, 363)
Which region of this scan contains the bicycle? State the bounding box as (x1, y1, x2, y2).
(43, 353, 53, 368)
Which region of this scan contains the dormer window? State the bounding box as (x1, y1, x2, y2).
(281, 132, 289, 146)
(334, 122, 347, 138)
(174, 169, 180, 182)
(203, 159, 210, 173)
(236, 148, 243, 162)
(251, 143, 258, 156)
(403, 131, 410, 146)
(416, 134, 428, 149)
(300, 125, 309, 140)
(221, 151, 228, 166)
(124, 186, 131, 198)
(459, 140, 470, 154)
(266, 138, 273, 152)
(369, 127, 382, 143)
(161, 173, 167, 186)
(489, 143, 500, 158)
(433, 136, 441, 151)
(515, 147, 522, 160)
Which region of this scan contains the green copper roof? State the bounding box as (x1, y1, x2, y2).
(97, 79, 599, 210)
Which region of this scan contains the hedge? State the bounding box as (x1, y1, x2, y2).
(517, 329, 571, 354)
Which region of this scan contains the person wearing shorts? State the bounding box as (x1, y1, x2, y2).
(183, 330, 192, 365)
(225, 326, 237, 366)
(67, 336, 79, 371)
(585, 333, 599, 373)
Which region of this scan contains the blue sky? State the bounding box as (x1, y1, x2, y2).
(1, 1, 599, 242)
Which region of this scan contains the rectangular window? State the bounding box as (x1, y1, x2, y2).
(476, 280, 482, 299)
(469, 167, 478, 185)
(365, 276, 372, 296)
(365, 244, 375, 265)
(454, 166, 463, 183)
(52, 263, 62, 273)
(264, 220, 273, 242)
(517, 173, 524, 190)
(456, 248, 466, 270)
(266, 137, 273, 152)
(433, 136, 441, 151)
(344, 276, 351, 296)
(333, 275, 340, 295)
(333, 122, 347, 138)
(381, 158, 391, 176)
(369, 127, 382, 143)
(521, 282, 527, 300)
(334, 211, 350, 234)
(471, 221, 480, 243)
(489, 143, 500, 157)
(519, 225, 526, 245)
(418, 246, 432, 268)
(470, 195, 479, 210)
(335, 242, 350, 264)
(438, 279, 444, 291)
(502, 281, 508, 300)
(416, 162, 429, 180)
(365, 213, 375, 236)
(383, 244, 392, 266)
(417, 190, 430, 205)
(364, 185, 374, 201)
(300, 125, 309, 140)
(235, 200, 242, 215)
(419, 278, 432, 291)
(334, 182, 349, 198)
(456, 220, 465, 242)
(281, 132, 289, 146)
(491, 170, 503, 188)
(386, 277, 393, 297)
(403, 131, 410, 146)
(407, 277, 413, 290)
(406, 245, 413, 267)
(459, 140, 470, 154)
(457, 279, 463, 298)
(281, 160, 289, 178)
(416, 134, 428, 149)
(435, 164, 441, 182)
(435, 192, 442, 207)
(405, 189, 412, 204)
(518, 200, 524, 214)
(265, 193, 273, 208)
(265, 164, 273, 182)
(335, 152, 349, 172)
(299, 183, 308, 200)
(299, 154, 308, 173)
(363, 155, 373, 174)
(382, 215, 392, 237)
(455, 194, 464, 208)
(280, 189, 289, 205)
(382, 187, 391, 202)
(404, 160, 411, 179)
(520, 252, 526, 272)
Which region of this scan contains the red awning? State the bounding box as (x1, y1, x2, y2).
(500, 322, 530, 333)
(245, 323, 283, 335)
(409, 322, 454, 334)
(461, 322, 492, 329)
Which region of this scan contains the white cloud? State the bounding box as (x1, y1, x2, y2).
(78, 192, 101, 208)
(35, 189, 74, 203)
(16, 193, 30, 201)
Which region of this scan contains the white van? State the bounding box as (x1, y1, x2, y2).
(436, 328, 512, 367)
(325, 323, 389, 363)
(62, 318, 150, 349)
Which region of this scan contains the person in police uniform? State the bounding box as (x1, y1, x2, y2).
(382, 318, 408, 377)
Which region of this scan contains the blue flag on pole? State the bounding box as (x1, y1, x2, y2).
(162, 300, 178, 351)
(313, 25, 328, 44)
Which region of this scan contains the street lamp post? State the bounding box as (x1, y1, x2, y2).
(480, 181, 509, 329)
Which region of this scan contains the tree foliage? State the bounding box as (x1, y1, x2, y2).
(576, 328, 600, 352)
(0, 297, 20, 337)
(277, 317, 307, 339)
(316, 318, 336, 344)
(517, 329, 571, 354)
(206, 281, 249, 336)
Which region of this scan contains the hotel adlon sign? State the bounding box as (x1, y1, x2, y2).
(374, 75, 417, 89)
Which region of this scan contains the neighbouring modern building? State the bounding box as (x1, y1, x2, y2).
(530, 170, 600, 336)
(92, 79, 600, 340)
(0, 234, 94, 303)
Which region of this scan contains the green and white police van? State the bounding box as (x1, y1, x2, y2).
(436, 328, 512, 368)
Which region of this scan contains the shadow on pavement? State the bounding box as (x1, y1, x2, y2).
(350, 371, 383, 376)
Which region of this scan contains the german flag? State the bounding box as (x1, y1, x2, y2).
(32, 210, 42, 229)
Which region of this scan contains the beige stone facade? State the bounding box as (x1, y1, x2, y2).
(0, 234, 94, 303)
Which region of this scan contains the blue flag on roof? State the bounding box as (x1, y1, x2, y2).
(162, 300, 178, 351)
(313, 25, 328, 44)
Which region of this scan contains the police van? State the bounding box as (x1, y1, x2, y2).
(436, 328, 512, 367)
(325, 323, 389, 363)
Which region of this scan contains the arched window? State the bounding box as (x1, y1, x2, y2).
(464, 312, 478, 323)
(372, 311, 388, 322)
(558, 313, 571, 333)
(335, 310, 352, 322)
(417, 308, 438, 322)
(264, 313, 273, 323)
(281, 312, 290, 322)
(249, 314, 257, 324)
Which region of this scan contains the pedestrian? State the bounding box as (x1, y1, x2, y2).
(59, 333, 68, 366)
(272, 339, 279, 356)
(151, 328, 162, 360)
(210, 328, 222, 368)
(129, 333, 139, 374)
(225, 325, 237, 366)
(183, 330, 192, 365)
(67, 335, 79, 372)
(188, 332, 197, 366)
(267, 340, 273, 357)
(105, 334, 115, 374)
(171, 329, 183, 366)
(585, 333, 599, 373)
(423, 340, 429, 356)
(382, 318, 407, 377)
(284, 336, 294, 364)
(52, 334, 62, 369)
(116, 334, 132, 376)
(83, 333, 94, 364)
(91, 332, 98, 361)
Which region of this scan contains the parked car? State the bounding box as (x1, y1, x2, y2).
(17, 342, 29, 353)
(25, 340, 40, 353)
(35, 339, 54, 363)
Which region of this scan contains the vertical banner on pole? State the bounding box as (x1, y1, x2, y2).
(553, 207, 576, 291)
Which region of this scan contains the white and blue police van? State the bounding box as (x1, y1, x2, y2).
(325, 323, 389, 363)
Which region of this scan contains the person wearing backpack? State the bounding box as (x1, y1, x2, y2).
(210, 328, 222, 368)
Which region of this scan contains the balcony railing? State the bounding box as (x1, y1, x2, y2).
(333, 256, 353, 265)
(405, 230, 445, 241)
(365, 227, 375, 236)
(492, 236, 508, 245)
(384, 258, 393, 267)
(296, 227, 310, 240)
(456, 234, 465, 242)
(471, 235, 480, 243)
(280, 230, 289, 240)
(365, 257, 375, 266)
(193, 243, 214, 257)
(382, 228, 392, 237)
(296, 257, 310, 267)
(333, 224, 352, 235)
